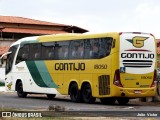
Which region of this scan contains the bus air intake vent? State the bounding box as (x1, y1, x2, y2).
(98, 75, 110, 95)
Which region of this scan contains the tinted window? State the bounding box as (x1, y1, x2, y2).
(15, 37, 113, 62)
(84, 39, 92, 59)
(30, 43, 41, 60)
(42, 42, 55, 60)
(90, 38, 100, 58)
(84, 37, 113, 59)
(69, 40, 84, 59)
(16, 44, 29, 64)
(99, 37, 112, 58)
(55, 41, 69, 60)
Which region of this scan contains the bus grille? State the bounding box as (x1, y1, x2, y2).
(98, 75, 110, 95)
(123, 60, 152, 68)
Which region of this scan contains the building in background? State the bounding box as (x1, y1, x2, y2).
(0, 16, 88, 56)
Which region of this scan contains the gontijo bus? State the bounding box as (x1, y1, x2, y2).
(0, 32, 157, 105)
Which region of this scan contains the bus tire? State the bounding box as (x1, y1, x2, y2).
(82, 83, 96, 104)
(100, 97, 116, 104)
(69, 83, 82, 103)
(16, 81, 27, 98)
(117, 97, 129, 105)
(46, 94, 56, 100)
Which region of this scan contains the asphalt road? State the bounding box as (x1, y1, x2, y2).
(0, 92, 160, 118)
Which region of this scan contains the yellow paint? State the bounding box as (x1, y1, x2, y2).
(132, 36, 148, 48)
(36, 32, 156, 98)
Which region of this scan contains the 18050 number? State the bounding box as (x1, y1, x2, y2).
(94, 64, 107, 69)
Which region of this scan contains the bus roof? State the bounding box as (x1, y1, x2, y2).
(37, 32, 119, 42)
(11, 32, 154, 47)
(11, 36, 39, 47)
(10, 32, 119, 47)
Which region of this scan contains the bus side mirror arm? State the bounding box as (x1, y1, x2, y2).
(0, 57, 4, 66)
(0, 51, 12, 66)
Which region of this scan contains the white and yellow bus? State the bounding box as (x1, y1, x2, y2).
(0, 32, 157, 105)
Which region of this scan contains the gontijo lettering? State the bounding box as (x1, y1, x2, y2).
(121, 53, 155, 59)
(55, 63, 85, 71)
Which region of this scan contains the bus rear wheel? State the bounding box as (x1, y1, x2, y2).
(46, 94, 56, 100)
(82, 84, 96, 104)
(16, 81, 27, 98)
(100, 97, 116, 104)
(117, 97, 129, 105)
(69, 83, 82, 102)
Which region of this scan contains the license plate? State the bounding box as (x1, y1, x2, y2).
(134, 90, 142, 94)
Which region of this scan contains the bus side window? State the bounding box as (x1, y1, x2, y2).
(16, 44, 29, 64)
(63, 46, 69, 59)
(30, 43, 41, 60)
(57, 47, 63, 59)
(22, 53, 28, 60)
(84, 40, 92, 59)
(77, 41, 84, 58)
(55, 41, 69, 60)
(42, 42, 55, 60)
(34, 53, 40, 59)
(69, 40, 84, 59)
(90, 39, 99, 58)
(99, 37, 113, 58)
(69, 41, 75, 59)
(48, 51, 54, 59)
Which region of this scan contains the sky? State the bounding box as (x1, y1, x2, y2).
(0, 0, 160, 38)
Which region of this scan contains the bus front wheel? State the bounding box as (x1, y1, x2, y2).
(82, 83, 96, 104)
(16, 81, 27, 98)
(117, 97, 129, 105)
(69, 83, 82, 102)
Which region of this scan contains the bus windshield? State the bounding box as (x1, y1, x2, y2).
(6, 45, 18, 74)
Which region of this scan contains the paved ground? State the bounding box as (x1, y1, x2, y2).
(0, 87, 160, 119)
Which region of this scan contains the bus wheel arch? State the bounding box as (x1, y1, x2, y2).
(69, 81, 82, 103)
(81, 82, 96, 104)
(16, 79, 27, 98)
